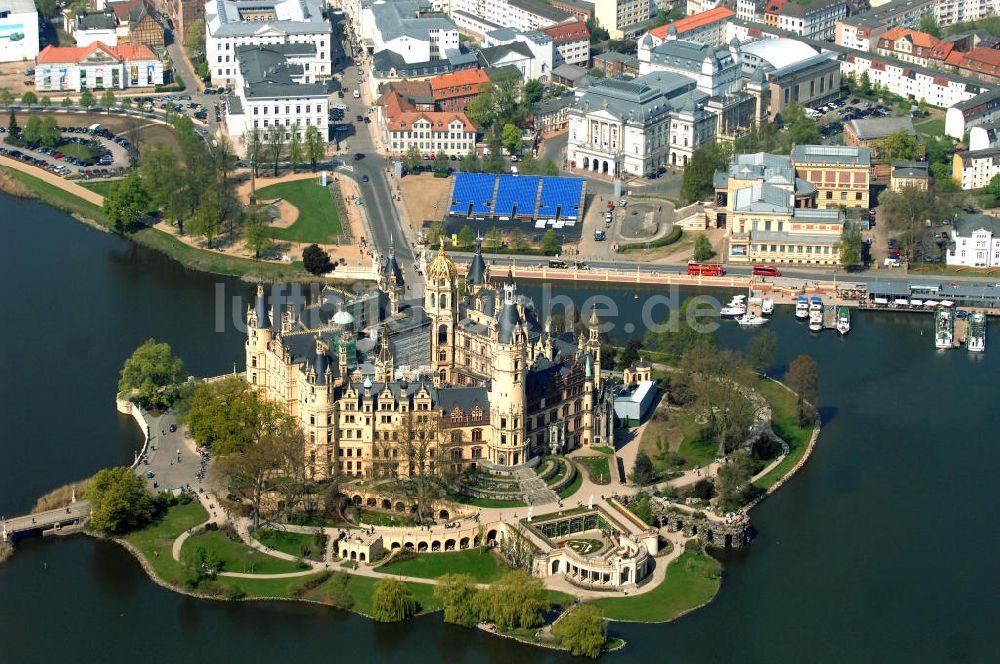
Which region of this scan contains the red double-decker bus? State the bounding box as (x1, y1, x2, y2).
(688, 262, 725, 276)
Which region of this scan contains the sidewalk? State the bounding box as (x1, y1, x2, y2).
(0, 154, 105, 206)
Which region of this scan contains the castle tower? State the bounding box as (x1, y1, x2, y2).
(374, 324, 394, 383)
(747, 68, 770, 125)
(303, 335, 335, 480)
(425, 238, 457, 384)
(466, 243, 488, 295)
(587, 306, 602, 380)
(488, 277, 528, 466)
(378, 242, 405, 315)
(246, 284, 272, 388)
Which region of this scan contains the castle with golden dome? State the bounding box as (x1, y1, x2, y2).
(245, 242, 616, 480)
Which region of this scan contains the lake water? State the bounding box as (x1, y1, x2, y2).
(0, 194, 996, 663)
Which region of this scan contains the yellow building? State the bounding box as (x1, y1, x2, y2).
(245, 243, 615, 480)
(791, 145, 871, 209)
(890, 161, 929, 192)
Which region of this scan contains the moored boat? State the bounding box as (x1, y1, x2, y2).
(809, 310, 823, 332)
(836, 306, 851, 335)
(761, 298, 774, 316)
(736, 314, 768, 327)
(968, 312, 986, 352)
(795, 297, 809, 320)
(809, 296, 823, 312)
(935, 308, 954, 350)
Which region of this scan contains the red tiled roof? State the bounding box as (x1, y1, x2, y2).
(430, 68, 489, 94)
(945, 46, 1000, 72)
(877, 28, 953, 60)
(649, 7, 735, 40)
(541, 20, 590, 44)
(37, 41, 155, 64)
(387, 111, 477, 134)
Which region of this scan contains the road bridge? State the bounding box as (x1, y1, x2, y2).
(1, 501, 90, 543)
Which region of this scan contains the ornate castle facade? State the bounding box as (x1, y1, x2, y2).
(245, 243, 616, 480)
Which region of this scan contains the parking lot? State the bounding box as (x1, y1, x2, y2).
(809, 97, 898, 141)
(0, 122, 135, 179)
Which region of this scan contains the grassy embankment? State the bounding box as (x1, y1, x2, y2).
(378, 548, 504, 583)
(252, 529, 325, 561)
(591, 550, 722, 622)
(752, 379, 815, 490)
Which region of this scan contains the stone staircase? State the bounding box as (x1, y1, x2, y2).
(515, 467, 559, 506)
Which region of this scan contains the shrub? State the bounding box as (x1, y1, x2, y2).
(327, 572, 354, 609)
(372, 578, 418, 622)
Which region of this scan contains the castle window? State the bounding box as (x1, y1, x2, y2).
(438, 325, 448, 344)
(252, 357, 257, 367)
(472, 447, 482, 459)
(440, 350, 447, 361)
(501, 417, 507, 428)
(451, 448, 463, 461)
(472, 428, 483, 442)
(471, 404, 483, 419)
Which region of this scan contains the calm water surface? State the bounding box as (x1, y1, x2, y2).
(0, 195, 996, 662)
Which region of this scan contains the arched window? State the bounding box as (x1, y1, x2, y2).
(441, 294, 448, 308)
(451, 430, 462, 443)
(438, 324, 448, 344)
(430, 292, 436, 307)
(472, 428, 483, 442)
(451, 448, 463, 461)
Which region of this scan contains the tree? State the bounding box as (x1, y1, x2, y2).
(372, 578, 418, 622)
(786, 354, 819, 426)
(100, 90, 116, 112)
(523, 78, 544, 105)
(187, 185, 233, 247)
(61, 95, 73, 108)
(85, 466, 156, 535)
(213, 427, 304, 528)
(265, 124, 285, 176)
(839, 221, 863, 269)
(210, 134, 237, 183)
(120, 97, 132, 112)
(37, 0, 59, 19)
(693, 234, 713, 262)
(879, 185, 941, 261)
(302, 243, 333, 274)
(745, 328, 777, 374)
(457, 224, 475, 249)
(632, 450, 657, 485)
(501, 123, 522, 156)
(585, 17, 609, 43)
(587, 66, 606, 79)
(859, 71, 872, 95)
(118, 338, 184, 409)
(714, 450, 755, 510)
(185, 375, 296, 456)
(243, 207, 274, 258)
(475, 570, 547, 629)
(463, 151, 481, 173)
(433, 150, 449, 176)
(403, 145, 422, 173)
(539, 228, 560, 255)
(304, 124, 324, 171)
(681, 141, 730, 204)
(484, 227, 502, 251)
(878, 130, 921, 161)
(0, 89, 13, 107)
(677, 344, 756, 455)
(509, 229, 527, 251)
(242, 127, 263, 176)
(551, 604, 607, 659)
(783, 103, 821, 148)
(20, 91, 36, 106)
(434, 574, 480, 627)
(643, 297, 717, 364)
(288, 123, 303, 172)
(80, 91, 95, 109)
(7, 108, 16, 136)
(919, 13, 942, 38)
(40, 95, 52, 109)
(139, 145, 181, 211)
(103, 172, 150, 233)
(465, 70, 524, 131)
(327, 572, 354, 610)
(537, 157, 559, 176)
(185, 19, 205, 53)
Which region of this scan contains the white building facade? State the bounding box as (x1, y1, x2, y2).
(35, 42, 163, 92)
(0, 0, 39, 63)
(947, 214, 1000, 268)
(204, 0, 332, 85)
(594, 0, 654, 40)
(370, 0, 458, 64)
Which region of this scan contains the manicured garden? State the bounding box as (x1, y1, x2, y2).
(558, 468, 583, 499)
(378, 548, 505, 583)
(124, 501, 208, 586)
(576, 455, 612, 485)
(592, 549, 722, 622)
(252, 528, 325, 561)
(256, 179, 344, 243)
(353, 509, 420, 527)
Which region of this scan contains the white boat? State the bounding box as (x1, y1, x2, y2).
(736, 314, 769, 327)
(935, 309, 954, 350)
(809, 310, 823, 332)
(809, 296, 823, 312)
(720, 303, 747, 318)
(968, 312, 986, 352)
(836, 307, 851, 335)
(761, 298, 775, 316)
(795, 297, 809, 320)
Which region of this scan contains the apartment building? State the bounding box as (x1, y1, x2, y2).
(648, 6, 735, 46)
(764, 0, 846, 41)
(834, 0, 935, 52)
(449, 0, 572, 37)
(947, 213, 1000, 267)
(952, 147, 1000, 189)
(876, 27, 953, 67)
(380, 87, 479, 158)
(371, 0, 459, 65)
(594, 0, 655, 40)
(430, 68, 490, 112)
(542, 20, 590, 66)
(791, 144, 871, 209)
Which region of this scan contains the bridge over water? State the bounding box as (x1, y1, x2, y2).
(1, 501, 89, 543)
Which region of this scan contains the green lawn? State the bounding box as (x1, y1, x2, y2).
(60, 141, 100, 161)
(589, 445, 615, 455)
(558, 468, 583, 499)
(303, 572, 442, 617)
(354, 509, 419, 527)
(181, 529, 305, 574)
(252, 528, 325, 561)
(592, 550, 722, 622)
(1, 166, 109, 227)
(753, 379, 815, 490)
(448, 492, 527, 508)
(256, 179, 343, 243)
(915, 118, 945, 138)
(124, 502, 209, 585)
(576, 456, 612, 485)
(378, 548, 505, 583)
(639, 405, 717, 472)
(80, 180, 115, 196)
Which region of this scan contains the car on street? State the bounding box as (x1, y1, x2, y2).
(361, 174, 369, 182)
(169, 424, 177, 432)
(594, 229, 606, 241)
(618, 198, 627, 207)
(354, 152, 365, 160)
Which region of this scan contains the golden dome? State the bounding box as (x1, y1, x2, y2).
(427, 237, 457, 282)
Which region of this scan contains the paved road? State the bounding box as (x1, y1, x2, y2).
(1, 501, 89, 539)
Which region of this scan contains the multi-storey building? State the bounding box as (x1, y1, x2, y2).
(244, 247, 615, 479)
(737, 0, 763, 22)
(648, 6, 734, 46)
(740, 38, 841, 119)
(844, 116, 924, 172)
(944, 47, 1000, 84)
(223, 44, 329, 143)
(947, 214, 1000, 267)
(890, 160, 929, 191)
(379, 87, 478, 157)
(449, 0, 572, 37)
(204, 0, 331, 85)
(952, 146, 1000, 189)
(70, 10, 119, 48)
(593, 50, 640, 77)
(549, 0, 595, 22)
(542, 20, 590, 66)
(593, 0, 655, 40)
(370, 0, 459, 65)
(843, 50, 987, 108)
(834, 0, 935, 52)
(34, 42, 163, 91)
(790, 144, 871, 209)
(764, 0, 846, 41)
(876, 27, 953, 67)
(568, 70, 717, 175)
(0, 0, 39, 63)
(430, 69, 490, 112)
(478, 31, 554, 81)
(935, 0, 997, 27)
(714, 152, 846, 264)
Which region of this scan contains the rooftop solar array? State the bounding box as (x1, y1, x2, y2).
(448, 174, 584, 222)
